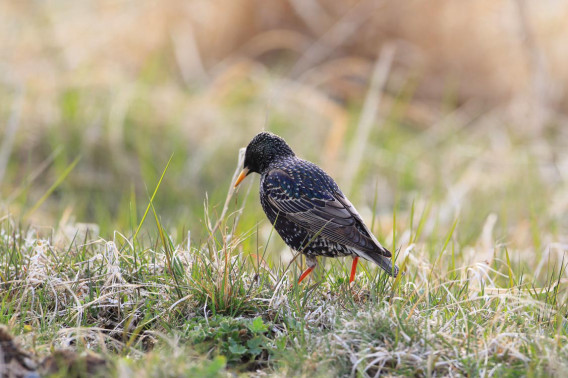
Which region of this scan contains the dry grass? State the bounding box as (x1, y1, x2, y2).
(1, 182, 567, 375)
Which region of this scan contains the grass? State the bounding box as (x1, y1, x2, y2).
(1, 203, 566, 376)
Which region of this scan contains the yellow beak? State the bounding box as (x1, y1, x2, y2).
(234, 168, 250, 188)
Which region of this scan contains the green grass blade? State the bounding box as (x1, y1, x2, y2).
(23, 155, 81, 219)
(132, 153, 174, 243)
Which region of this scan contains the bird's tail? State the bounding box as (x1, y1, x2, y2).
(356, 248, 399, 277)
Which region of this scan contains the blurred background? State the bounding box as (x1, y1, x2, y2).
(1, 0, 567, 255)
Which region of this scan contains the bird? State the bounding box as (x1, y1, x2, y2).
(234, 132, 399, 284)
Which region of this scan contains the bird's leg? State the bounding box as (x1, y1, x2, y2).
(297, 267, 314, 284)
(298, 256, 317, 284)
(349, 256, 359, 283)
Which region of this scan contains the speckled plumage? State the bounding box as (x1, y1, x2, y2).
(239, 132, 399, 278)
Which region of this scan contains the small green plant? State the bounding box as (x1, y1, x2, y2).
(183, 316, 273, 370)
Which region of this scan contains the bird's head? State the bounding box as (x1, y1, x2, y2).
(234, 132, 295, 187)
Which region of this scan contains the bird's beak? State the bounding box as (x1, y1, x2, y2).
(234, 167, 250, 188)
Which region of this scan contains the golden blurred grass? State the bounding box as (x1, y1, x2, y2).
(2, 0, 568, 130)
(1, 0, 568, 237)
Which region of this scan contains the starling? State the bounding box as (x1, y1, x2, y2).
(234, 132, 399, 283)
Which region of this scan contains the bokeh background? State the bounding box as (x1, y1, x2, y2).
(1, 0, 568, 255)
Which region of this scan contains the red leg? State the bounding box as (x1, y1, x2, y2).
(298, 266, 315, 284)
(349, 256, 359, 283)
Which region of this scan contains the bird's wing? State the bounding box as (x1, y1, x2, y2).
(264, 168, 391, 257)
